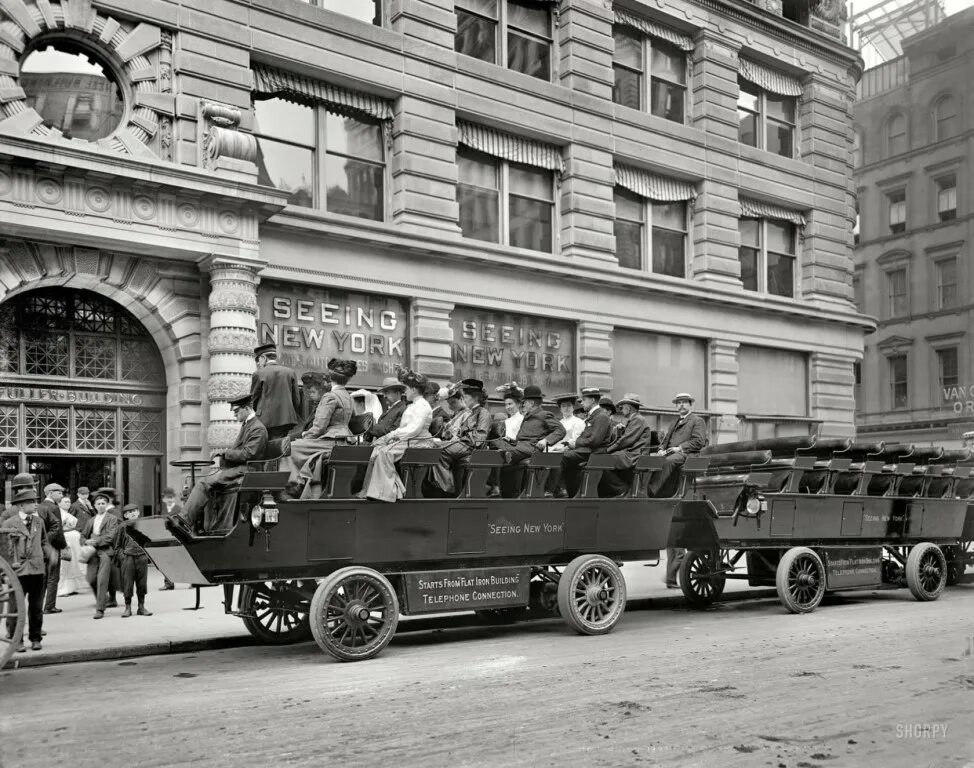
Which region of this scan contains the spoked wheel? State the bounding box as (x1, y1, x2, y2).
(906, 542, 947, 601)
(679, 550, 727, 608)
(557, 555, 627, 636)
(310, 567, 399, 662)
(239, 580, 314, 645)
(775, 547, 826, 614)
(0, 557, 26, 670)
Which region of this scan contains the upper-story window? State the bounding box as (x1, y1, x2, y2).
(938, 347, 959, 392)
(300, 0, 382, 24)
(933, 94, 958, 141)
(738, 199, 804, 297)
(937, 176, 957, 222)
(889, 354, 908, 409)
(886, 113, 907, 156)
(886, 267, 907, 316)
(611, 19, 690, 124)
(887, 189, 906, 234)
(936, 257, 958, 309)
(455, 0, 552, 81)
(737, 60, 802, 159)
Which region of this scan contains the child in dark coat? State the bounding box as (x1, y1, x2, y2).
(119, 504, 153, 617)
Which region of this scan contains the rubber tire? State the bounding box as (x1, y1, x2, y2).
(906, 542, 947, 602)
(775, 547, 826, 614)
(239, 581, 313, 645)
(0, 556, 26, 671)
(679, 550, 727, 609)
(310, 567, 399, 662)
(556, 555, 627, 636)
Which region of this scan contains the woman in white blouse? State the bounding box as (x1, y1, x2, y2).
(357, 368, 435, 502)
(57, 495, 85, 596)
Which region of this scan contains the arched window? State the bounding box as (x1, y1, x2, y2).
(886, 114, 907, 156)
(852, 128, 863, 167)
(934, 95, 958, 141)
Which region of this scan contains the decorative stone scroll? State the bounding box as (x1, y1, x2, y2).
(199, 102, 258, 181)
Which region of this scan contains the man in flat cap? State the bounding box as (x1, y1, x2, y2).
(82, 489, 121, 619)
(37, 482, 67, 615)
(430, 379, 492, 495)
(1, 484, 48, 650)
(171, 393, 268, 536)
(598, 394, 652, 497)
(497, 385, 565, 497)
(250, 343, 302, 441)
(69, 486, 94, 529)
(560, 387, 613, 497)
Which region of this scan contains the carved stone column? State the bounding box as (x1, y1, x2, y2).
(709, 339, 740, 443)
(578, 321, 613, 392)
(205, 261, 259, 456)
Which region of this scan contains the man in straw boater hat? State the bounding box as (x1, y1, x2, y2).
(496, 384, 565, 497)
(80, 488, 121, 619)
(250, 342, 302, 441)
(430, 378, 492, 495)
(170, 392, 268, 536)
(559, 387, 614, 498)
(598, 393, 652, 497)
(1, 477, 48, 650)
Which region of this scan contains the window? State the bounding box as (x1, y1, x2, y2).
(737, 78, 796, 158)
(611, 330, 706, 409)
(299, 0, 382, 24)
(253, 98, 385, 220)
(937, 176, 957, 222)
(889, 354, 908, 409)
(934, 95, 958, 141)
(455, 0, 552, 81)
(887, 268, 907, 317)
(612, 26, 687, 123)
(613, 188, 688, 276)
(936, 257, 957, 309)
(887, 190, 906, 234)
(938, 347, 959, 392)
(457, 148, 554, 252)
(886, 114, 907, 156)
(738, 217, 797, 297)
(738, 346, 808, 417)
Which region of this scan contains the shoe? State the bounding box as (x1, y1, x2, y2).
(15, 643, 26, 653)
(30, 641, 42, 651)
(106, 599, 118, 608)
(121, 605, 132, 618)
(665, 583, 678, 589)
(93, 610, 104, 620)
(543, 491, 554, 498)
(43, 608, 63, 614)
(41, 630, 47, 637)
(137, 606, 153, 616)
(159, 584, 174, 591)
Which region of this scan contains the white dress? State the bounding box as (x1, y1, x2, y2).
(58, 509, 86, 596)
(358, 397, 435, 502)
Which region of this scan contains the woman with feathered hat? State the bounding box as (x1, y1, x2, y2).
(284, 358, 357, 496)
(429, 379, 492, 495)
(356, 366, 437, 502)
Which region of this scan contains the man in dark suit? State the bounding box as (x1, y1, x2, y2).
(598, 394, 652, 497)
(560, 387, 613, 498)
(82, 489, 121, 619)
(431, 379, 492, 495)
(37, 483, 67, 615)
(365, 378, 407, 442)
(250, 343, 302, 440)
(1, 485, 49, 651)
(498, 385, 565, 497)
(274, 372, 329, 457)
(171, 393, 269, 536)
(648, 392, 709, 587)
(69, 486, 94, 530)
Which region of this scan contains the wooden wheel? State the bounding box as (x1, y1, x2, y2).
(310, 568, 399, 662)
(556, 555, 627, 636)
(775, 547, 826, 614)
(239, 580, 314, 645)
(906, 542, 947, 602)
(0, 557, 26, 670)
(679, 550, 727, 608)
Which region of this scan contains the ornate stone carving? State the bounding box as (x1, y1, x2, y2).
(208, 289, 259, 313)
(206, 375, 252, 402)
(200, 103, 258, 171)
(810, 0, 848, 24)
(207, 329, 258, 355)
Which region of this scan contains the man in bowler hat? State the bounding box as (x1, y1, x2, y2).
(1, 483, 49, 650)
(497, 385, 565, 497)
(560, 387, 613, 497)
(250, 343, 302, 440)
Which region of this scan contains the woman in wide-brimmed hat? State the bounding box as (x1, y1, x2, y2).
(429, 379, 492, 495)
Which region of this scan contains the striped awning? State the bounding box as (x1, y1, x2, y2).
(613, 10, 694, 51)
(740, 197, 807, 227)
(738, 58, 804, 97)
(614, 164, 697, 202)
(458, 121, 564, 174)
(252, 64, 393, 122)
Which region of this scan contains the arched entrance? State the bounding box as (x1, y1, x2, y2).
(0, 288, 166, 511)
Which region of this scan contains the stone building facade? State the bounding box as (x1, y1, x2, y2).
(0, 0, 867, 506)
(852, 8, 974, 447)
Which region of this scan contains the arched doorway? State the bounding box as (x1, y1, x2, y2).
(0, 288, 166, 511)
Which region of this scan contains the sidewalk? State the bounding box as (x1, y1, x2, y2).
(4, 557, 775, 670)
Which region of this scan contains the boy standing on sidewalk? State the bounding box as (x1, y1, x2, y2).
(119, 504, 153, 617)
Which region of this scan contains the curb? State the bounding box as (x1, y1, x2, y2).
(4, 587, 781, 670)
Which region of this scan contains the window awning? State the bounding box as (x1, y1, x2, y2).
(252, 64, 394, 122)
(740, 197, 807, 227)
(613, 10, 695, 51)
(458, 121, 564, 174)
(614, 164, 697, 202)
(738, 58, 804, 97)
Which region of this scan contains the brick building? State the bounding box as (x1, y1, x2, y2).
(0, 0, 867, 504)
(853, 7, 974, 447)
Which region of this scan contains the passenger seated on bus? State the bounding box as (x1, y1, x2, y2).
(364, 378, 408, 443)
(356, 368, 436, 502)
(560, 388, 613, 498)
(598, 394, 651, 497)
(647, 393, 708, 498)
(171, 393, 268, 535)
(269, 372, 329, 460)
(283, 359, 356, 498)
(497, 386, 566, 497)
(427, 381, 452, 437)
(428, 379, 492, 496)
